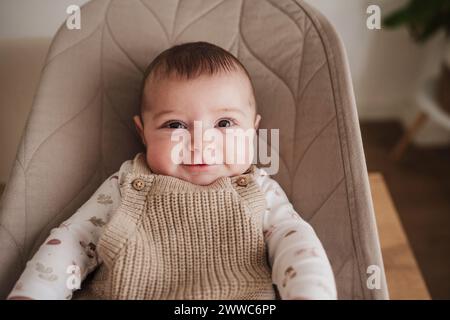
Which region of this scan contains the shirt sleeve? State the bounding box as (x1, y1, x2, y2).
(255, 168, 338, 300)
(6, 172, 122, 300)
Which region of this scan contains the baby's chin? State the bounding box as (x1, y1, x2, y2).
(179, 173, 223, 186)
(176, 164, 233, 186)
(149, 163, 250, 186)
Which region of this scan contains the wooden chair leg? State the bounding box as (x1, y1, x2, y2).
(390, 111, 428, 161)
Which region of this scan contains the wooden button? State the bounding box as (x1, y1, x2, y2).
(132, 178, 145, 191)
(237, 176, 248, 187)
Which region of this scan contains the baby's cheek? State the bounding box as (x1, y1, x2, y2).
(223, 131, 255, 166)
(145, 140, 177, 174)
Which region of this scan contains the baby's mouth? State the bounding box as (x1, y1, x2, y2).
(181, 163, 218, 171)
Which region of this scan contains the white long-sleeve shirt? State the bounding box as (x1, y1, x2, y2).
(7, 166, 337, 300)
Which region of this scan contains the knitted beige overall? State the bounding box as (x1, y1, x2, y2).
(79, 153, 276, 300)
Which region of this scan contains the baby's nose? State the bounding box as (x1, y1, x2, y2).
(188, 128, 216, 150)
(187, 130, 221, 163)
(188, 144, 201, 153)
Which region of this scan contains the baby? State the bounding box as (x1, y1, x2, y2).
(7, 42, 337, 300)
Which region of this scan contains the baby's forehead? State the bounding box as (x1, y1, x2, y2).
(145, 67, 251, 89)
(141, 70, 256, 115)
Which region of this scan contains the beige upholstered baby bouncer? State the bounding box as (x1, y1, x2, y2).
(0, 0, 388, 299)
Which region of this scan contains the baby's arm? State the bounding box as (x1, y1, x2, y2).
(255, 168, 337, 300)
(7, 172, 122, 300)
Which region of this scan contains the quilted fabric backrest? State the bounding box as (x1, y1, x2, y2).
(0, 0, 388, 299)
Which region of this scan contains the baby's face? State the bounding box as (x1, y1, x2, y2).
(134, 71, 261, 185)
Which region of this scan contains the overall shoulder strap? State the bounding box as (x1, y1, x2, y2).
(97, 153, 153, 269)
(231, 165, 266, 215)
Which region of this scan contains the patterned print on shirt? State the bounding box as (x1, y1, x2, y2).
(36, 262, 58, 281)
(97, 194, 113, 205)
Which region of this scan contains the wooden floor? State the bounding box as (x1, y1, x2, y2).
(370, 173, 430, 299)
(361, 121, 450, 299)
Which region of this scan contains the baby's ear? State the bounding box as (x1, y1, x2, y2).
(254, 114, 261, 130)
(133, 115, 147, 146)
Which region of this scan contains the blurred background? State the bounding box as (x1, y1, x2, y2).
(0, 0, 449, 299)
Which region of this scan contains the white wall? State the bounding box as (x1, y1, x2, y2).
(0, 0, 89, 184)
(0, 0, 449, 184)
(305, 0, 450, 145)
(0, 0, 90, 38)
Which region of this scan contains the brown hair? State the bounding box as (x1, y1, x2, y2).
(140, 41, 255, 113)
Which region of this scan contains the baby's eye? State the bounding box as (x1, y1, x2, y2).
(164, 121, 187, 129)
(216, 119, 235, 128)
